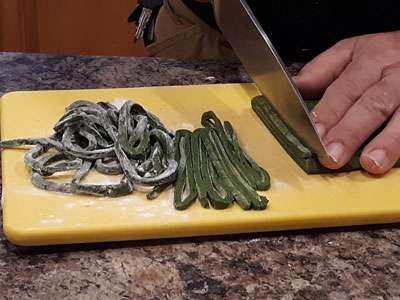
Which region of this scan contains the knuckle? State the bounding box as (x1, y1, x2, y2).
(350, 58, 384, 83)
(355, 57, 381, 70)
(364, 99, 392, 121)
(325, 79, 358, 106)
(325, 127, 363, 154)
(314, 102, 344, 130)
(334, 37, 355, 49)
(296, 63, 315, 80)
(382, 62, 400, 77)
(325, 106, 343, 125)
(297, 67, 312, 80)
(362, 82, 399, 120)
(382, 48, 398, 59)
(341, 76, 364, 95)
(384, 130, 400, 147)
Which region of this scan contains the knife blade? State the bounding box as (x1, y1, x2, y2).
(212, 0, 326, 157)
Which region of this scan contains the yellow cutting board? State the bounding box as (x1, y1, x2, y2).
(2, 83, 400, 246)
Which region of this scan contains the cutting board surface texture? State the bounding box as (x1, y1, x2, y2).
(2, 84, 399, 246)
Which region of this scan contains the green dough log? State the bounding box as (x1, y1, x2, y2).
(251, 96, 400, 174)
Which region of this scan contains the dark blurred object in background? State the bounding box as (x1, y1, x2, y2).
(181, 0, 400, 61)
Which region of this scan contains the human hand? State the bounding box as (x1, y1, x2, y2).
(293, 31, 400, 175)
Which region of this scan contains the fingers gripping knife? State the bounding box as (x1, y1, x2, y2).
(212, 0, 327, 158)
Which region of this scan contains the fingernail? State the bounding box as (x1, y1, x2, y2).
(365, 149, 389, 169)
(326, 142, 345, 163)
(314, 122, 326, 137)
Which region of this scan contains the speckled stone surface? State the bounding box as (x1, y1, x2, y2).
(1, 52, 400, 300)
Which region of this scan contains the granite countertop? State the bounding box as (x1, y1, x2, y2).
(1, 52, 400, 299)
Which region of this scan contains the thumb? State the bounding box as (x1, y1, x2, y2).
(293, 37, 358, 99)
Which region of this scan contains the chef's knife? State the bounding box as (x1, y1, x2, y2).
(212, 0, 326, 157)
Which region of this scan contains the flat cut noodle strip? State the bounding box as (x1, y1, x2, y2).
(173, 130, 198, 210)
(202, 112, 270, 191)
(173, 113, 270, 211)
